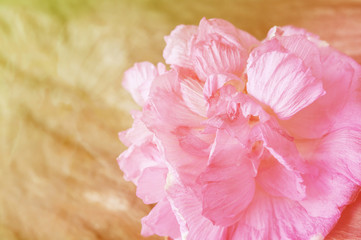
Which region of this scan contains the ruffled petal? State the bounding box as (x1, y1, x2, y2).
(145, 70, 205, 129)
(267, 26, 329, 48)
(166, 175, 225, 240)
(174, 126, 212, 158)
(206, 84, 243, 120)
(141, 198, 181, 239)
(136, 167, 168, 204)
(277, 35, 322, 79)
(180, 78, 208, 117)
(300, 166, 358, 219)
(118, 111, 152, 147)
(255, 120, 305, 172)
(222, 190, 335, 240)
(240, 94, 270, 123)
(163, 24, 198, 69)
(257, 156, 306, 201)
(203, 73, 243, 100)
(199, 130, 255, 226)
(280, 48, 357, 139)
(193, 39, 247, 81)
(247, 50, 325, 119)
(117, 141, 161, 184)
(143, 71, 211, 184)
(123, 61, 165, 106)
(197, 18, 259, 51)
(147, 130, 209, 186)
(315, 127, 361, 185)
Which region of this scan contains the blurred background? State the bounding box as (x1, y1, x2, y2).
(0, 0, 360, 239)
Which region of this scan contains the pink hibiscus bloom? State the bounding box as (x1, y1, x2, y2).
(118, 18, 361, 240)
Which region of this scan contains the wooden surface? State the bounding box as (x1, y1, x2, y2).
(0, 0, 360, 239)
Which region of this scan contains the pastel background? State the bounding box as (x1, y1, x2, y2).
(0, 0, 360, 239)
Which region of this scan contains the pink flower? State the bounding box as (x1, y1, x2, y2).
(118, 18, 361, 240)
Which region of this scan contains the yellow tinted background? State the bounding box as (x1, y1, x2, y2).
(0, 0, 360, 239)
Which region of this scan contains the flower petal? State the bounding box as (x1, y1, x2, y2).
(166, 175, 225, 240)
(143, 71, 210, 184)
(136, 167, 168, 204)
(267, 26, 328, 48)
(199, 130, 255, 226)
(180, 78, 208, 117)
(174, 126, 211, 158)
(315, 127, 361, 185)
(118, 111, 152, 147)
(255, 120, 305, 172)
(149, 130, 209, 186)
(247, 50, 325, 119)
(277, 35, 322, 79)
(222, 190, 335, 240)
(206, 84, 243, 120)
(117, 141, 161, 184)
(257, 156, 306, 201)
(193, 39, 247, 81)
(203, 73, 242, 100)
(280, 48, 358, 139)
(300, 167, 358, 219)
(141, 198, 181, 239)
(240, 94, 270, 123)
(145, 70, 205, 129)
(123, 61, 165, 106)
(163, 24, 198, 69)
(197, 18, 259, 51)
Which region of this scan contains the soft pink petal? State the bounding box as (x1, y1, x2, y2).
(296, 126, 361, 220)
(145, 70, 205, 129)
(245, 38, 285, 65)
(142, 71, 210, 184)
(277, 35, 322, 79)
(247, 50, 325, 119)
(142, 115, 210, 185)
(280, 47, 357, 139)
(255, 120, 306, 172)
(222, 190, 335, 240)
(206, 84, 243, 120)
(267, 25, 328, 48)
(136, 167, 168, 204)
(118, 111, 152, 147)
(256, 155, 306, 201)
(334, 91, 361, 131)
(247, 141, 264, 177)
(315, 127, 361, 185)
(117, 141, 161, 184)
(174, 126, 211, 158)
(163, 24, 198, 69)
(141, 198, 181, 239)
(203, 110, 257, 150)
(203, 73, 243, 100)
(300, 166, 358, 219)
(123, 61, 165, 106)
(193, 39, 247, 81)
(199, 130, 255, 226)
(143, 101, 210, 185)
(202, 114, 250, 148)
(146, 130, 209, 186)
(166, 175, 225, 240)
(180, 78, 207, 117)
(197, 18, 259, 51)
(222, 116, 252, 146)
(239, 94, 270, 123)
